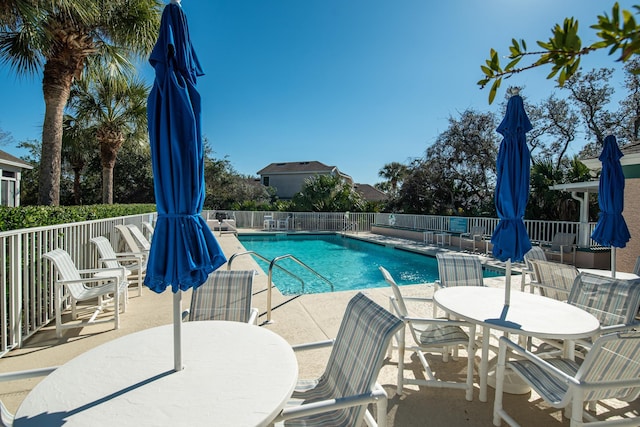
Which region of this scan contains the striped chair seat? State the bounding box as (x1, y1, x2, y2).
(528, 259, 578, 301)
(274, 292, 403, 427)
(494, 331, 640, 427)
(520, 246, 547, 291)
(436, 253, 484, 288)
(185, 270, 258, 324)
(418, 323, 470, 347)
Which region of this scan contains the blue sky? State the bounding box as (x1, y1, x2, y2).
(0, 1, 634, 185)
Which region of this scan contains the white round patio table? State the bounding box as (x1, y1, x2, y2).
(578, 268, 640, 280)
(434, 286, 600, 402)
(14, 321, 298, 427)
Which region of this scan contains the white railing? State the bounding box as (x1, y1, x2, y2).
(2, 210, 599, 357)
(0, 213, 156, 357)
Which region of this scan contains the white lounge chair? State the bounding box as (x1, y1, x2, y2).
(458, 225, 486, 252)
(542, 232, 577, 264)
(91, 236, 146, 297)
(125, 224, 151, 251)
(272, 292, 403, 427)
(115, 224, 149, 260)
(1, 367, 58, 427)
(493, 331, 640, 427)
(182, 270, 258, 324)
(380, 266, 476, 401)
(42, 248, 128, 338)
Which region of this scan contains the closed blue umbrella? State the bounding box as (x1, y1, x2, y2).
(591, 135, 630, 277)
(146, 0, 226, 370)
(491, 92, 532, 305)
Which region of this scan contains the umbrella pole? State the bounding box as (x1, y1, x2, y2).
(173, 292, 183, 371)
(611, 247, 617, 278)
(504, 259, 511, 306)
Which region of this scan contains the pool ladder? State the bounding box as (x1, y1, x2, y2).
(227, 251, 333, 323)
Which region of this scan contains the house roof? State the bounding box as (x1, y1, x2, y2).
(0, 149, 32, 170)
(257, 161, 336, 175)
(581, 140, 640, 169)
(354, 183, 387, 202)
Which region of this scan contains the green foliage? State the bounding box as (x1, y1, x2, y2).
(479, 2, 639, 103)
(0, 204, 156, 232)
(292, 175, 365, 212)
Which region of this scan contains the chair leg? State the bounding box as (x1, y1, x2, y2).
(465, 324, 476, 401)
(396, 328, 406, 395)
(493, 344, 507, 426)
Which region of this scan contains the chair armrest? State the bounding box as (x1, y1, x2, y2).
(497, 336, 580, 386)
(58, 275, 122, 286)
(181, 309, 190, 321)
(247, 308, 259, 325)
(404, 317, 473, 328)
(76, 267, 127, 276)
(0, 367, 57, 383)
(291, 339, 335, 352)
(274, 383, 386, 422)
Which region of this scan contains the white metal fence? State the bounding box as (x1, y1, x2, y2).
(2, 210, 598, 357)
(1, 213, 156, 357)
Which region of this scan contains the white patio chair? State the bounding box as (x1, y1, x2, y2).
(1, 367, 58, 427)
(520, 246, 547, 292)
(141, 221, 154, 241)
(380, 266, 476, 401)
(633, 256, 640, 276)
(434, 252, 484, 317)
(182, 270, 258, 324)
(458, 225, 485, 252)
(493, 331, 640, 427)
(542, 232, 577, 264)
(272, 292, 403, 427)
(90, 236, 146, 297)
(263, 215, 275, 231)
(538, 272, 640, 358)
(125, 224, 151, 251)
(42, 249, 128, 338)
(115, 224, 149, 260)
(528, 259, 578, 301)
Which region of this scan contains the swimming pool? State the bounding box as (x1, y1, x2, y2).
(238, 233, 501, 295)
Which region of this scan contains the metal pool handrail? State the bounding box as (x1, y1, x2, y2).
(268, 254, 333, 323)
(227, 251, 333, 323)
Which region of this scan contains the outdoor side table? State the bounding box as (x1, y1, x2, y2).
(435, 232, 451, 246)
(423, 231, 434, 245)
(14, 321, 298, 427)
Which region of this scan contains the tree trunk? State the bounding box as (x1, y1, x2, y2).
(73, 167, 83, 205)
(98, 132, 124, 204)
(39, 73, 72, 206)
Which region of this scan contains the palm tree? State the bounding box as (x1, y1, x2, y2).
(378, 162, 409, 197)
(62, 114, 94, 205)
(69, 71, 149, 204)
(0, 0, 160, 205)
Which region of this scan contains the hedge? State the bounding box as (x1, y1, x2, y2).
(0, 204, 157, 232)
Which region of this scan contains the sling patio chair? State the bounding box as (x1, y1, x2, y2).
(537, 272, 640, 359)
(272, 292, 403, 427)
(380, 266, 476, 401)
(493, 331, 640, 427)
(182, 270, 258, 324)
(141, 221, 154, 241)
(42, 248, 128, 338)
(527, 259, 578, 301)
(634, 256, 640, 276)
(434, 252, 484, 317)
(1, 367, 58, 427)
(90, 236, 146, 297)
(520, 245, 547, 292)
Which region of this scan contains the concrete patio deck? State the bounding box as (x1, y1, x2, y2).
(1, 231, 638, 426)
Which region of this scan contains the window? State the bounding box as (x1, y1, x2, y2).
(263, 176, 270, 186)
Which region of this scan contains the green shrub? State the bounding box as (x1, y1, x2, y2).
(0, 204, 157, 232)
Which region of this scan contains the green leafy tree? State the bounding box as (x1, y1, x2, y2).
(62, 115, 94, 204)
(478, 3, 640, 103)
(293, 175, 364, 212)
(68, 71, 149, 204)
(0, 0, 161, 205)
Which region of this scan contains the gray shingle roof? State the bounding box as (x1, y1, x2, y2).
(257, 161, 335, 175)
(0, 149, 32, 169)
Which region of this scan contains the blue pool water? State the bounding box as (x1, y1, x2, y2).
(238, 234, 501, 295)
